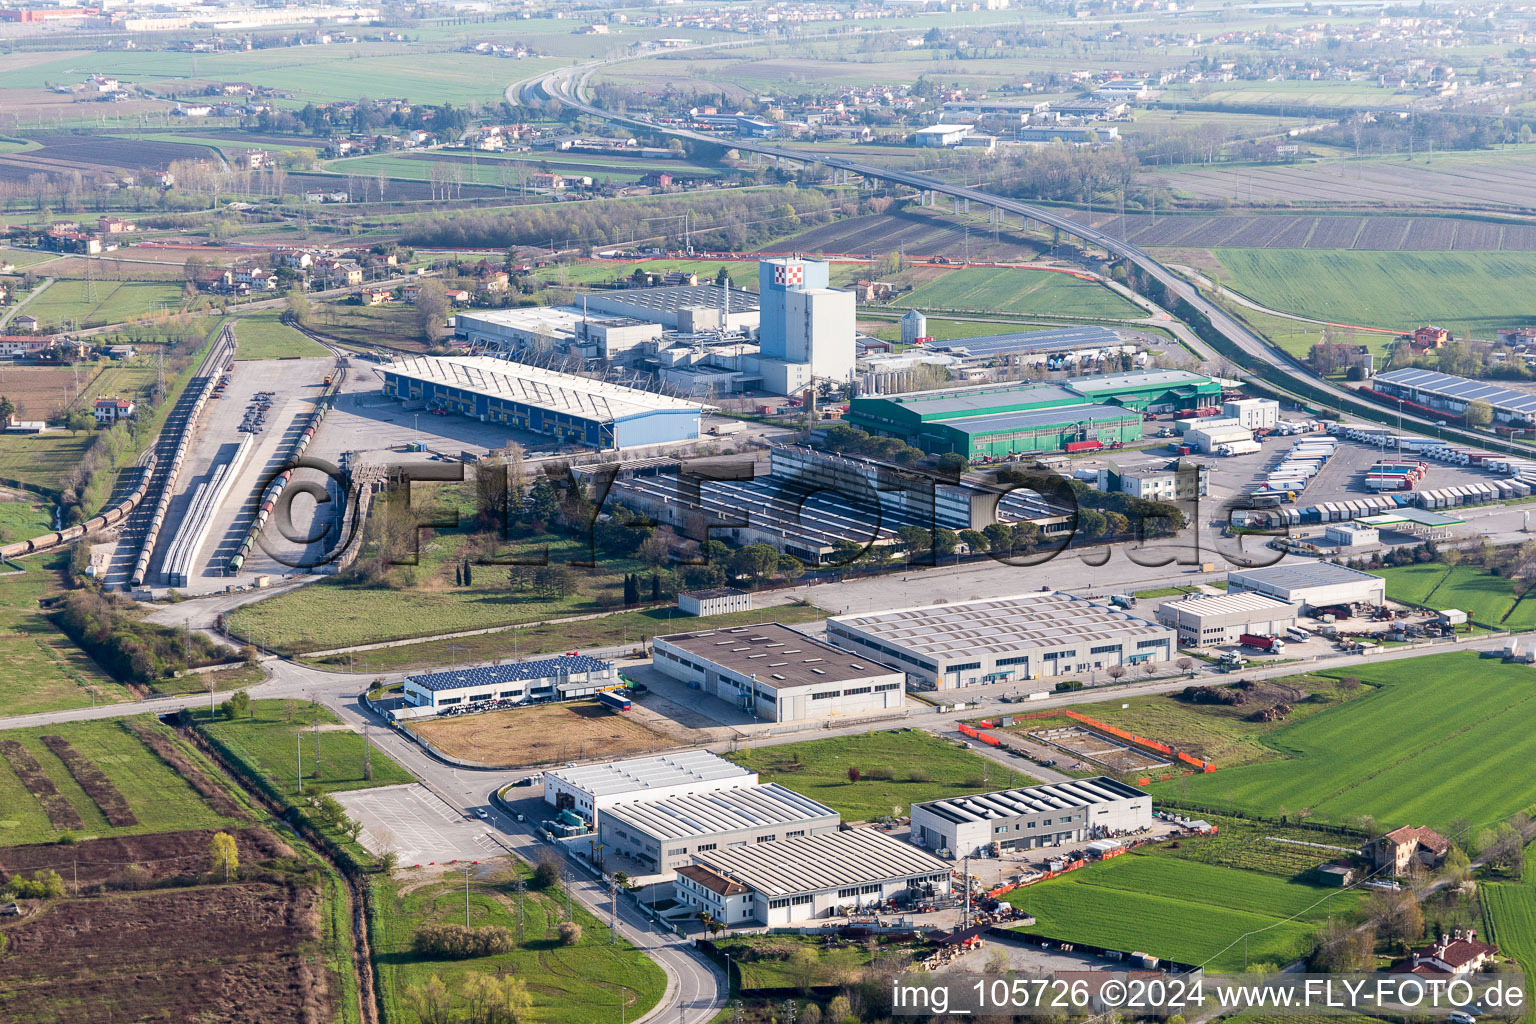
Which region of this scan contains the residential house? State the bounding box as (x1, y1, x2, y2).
(0, 337, 49, 358)
(1388, 930, 1498, 976)
(358, 287, 393, 306)
(1412, 325, 1452, 350)
(1363, 825, 1451, 876)
(93, 396, 135, 424)
(234, 266, 278, 292)
(97, 215, 136, 234)
(276, 249, 314, 270)
(11, 315, 39, 334)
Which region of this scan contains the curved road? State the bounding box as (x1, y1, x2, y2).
(519, 56, 1535, 457)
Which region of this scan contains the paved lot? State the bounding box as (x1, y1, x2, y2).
(337, 782, 503, 866)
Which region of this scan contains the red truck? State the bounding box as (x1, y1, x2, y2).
(1239, 633, 1286, 653)
(1065, 440, 1103, 453)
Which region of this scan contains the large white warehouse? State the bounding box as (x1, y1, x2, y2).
(543, 750, 756, 826)
(825, 592, 1176, 691)
(1155, 592, 1298, 647)
(1226, 562, 1386, 611)
(910, 777, 1153, 858)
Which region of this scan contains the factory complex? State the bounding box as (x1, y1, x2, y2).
(824, 591, 1177, 690)
(1226, 561, 1387, 612)
(1154, 592, 1299, 648)
(845, 370, 1222, 459)
(910, 778, 1153, 858)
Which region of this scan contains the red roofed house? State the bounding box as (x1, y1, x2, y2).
(1389, 929, 1498, 976)
(94, 396, 135, 425)
(1364, 825, 1452, 876)
(1412, 325, 1452, 350)
(672, 864, 755, 926)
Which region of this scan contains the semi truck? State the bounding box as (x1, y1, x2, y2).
(1239, 633, 1286, 653)
(597, 690, 632, 712)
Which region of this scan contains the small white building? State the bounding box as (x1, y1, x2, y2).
(913, 124, 973, 147)
(681, 828, 952, 925)
(544, 750, 757, 827)
(1185, 417, 1256, 454)
(1222, 398, 1280, 430)
(652, 623, 905, 723)
(1325, 522, 1380, 547)
(1155, 592, 1298, 647)
(678, 588, 750, 617)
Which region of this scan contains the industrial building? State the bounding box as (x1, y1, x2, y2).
(913, 123, 974, 146)
(1223, 398, 1280, 430)
(825, 591, 1177, 690)
(1184, 417, 1260, 456)
(1374, 368, 1536, 428)
(606, 446, 1074, 565)
(582, 283, 761, 333)
(678, 588, 750, 617)
(400, 655, 618, 712)
(542, 750, 756, 826)
(677, 828, 952, 925)
(1154, 592, 1298, 647)
(598, 783, 840, 872)
(756, 257, 857, 393)
(1226, 562, 1386, 611)
(845, 370, 1219, 458)
(452, 306, 591, 351)
(928, 325, 1137, 370)
(909, 777, 1152, 858)
(901, 309, 928, 344)
(377, 355, 703, 450)
(652, 623, 906, 722)
(1096, 460, 1208, 501)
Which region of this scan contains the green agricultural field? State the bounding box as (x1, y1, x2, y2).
(1154, 653, 1536, 829)
(1377, 563, 1536, 628)
(0, 246, 60, 269)
(0, 422, 94, 491)
(301, 602, 830, 674)
(233, 311, 329, 359)
(898, 267, 1149, 320)
(0, 717, 241, 846)
(1004, 853, 1363, 970)
(1230, 306, 1401, 362)
(197, 699, 412, 796)
(726, 729, 1038, 822)
(0, 490, 53, 539)
(69, 364, 159, 412)
(370, 868, 665, 1024)
(20, 279, 188, 331)
(1484, 861, 1536, 1020)
(0, 555, 135, 715)
(1208, 249, 1536, 336)
(714, 933, 924, 990)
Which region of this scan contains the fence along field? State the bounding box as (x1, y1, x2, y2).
(1153, 653, 1536, 830)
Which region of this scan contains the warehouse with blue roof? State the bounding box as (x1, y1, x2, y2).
(402, 654, 618, 711)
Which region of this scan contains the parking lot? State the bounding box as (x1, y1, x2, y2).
(337, 782, 504, 866)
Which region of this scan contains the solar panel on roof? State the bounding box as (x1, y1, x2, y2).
(407, 654, 610, 691)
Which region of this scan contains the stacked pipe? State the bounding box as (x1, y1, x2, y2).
(225, 365, 344, 574)
(130, 326, 233, 587)
(161, 433, 254, 587)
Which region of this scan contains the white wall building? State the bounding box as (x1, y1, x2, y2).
(1223, 398, 1280, 430)
(678, 588, 751, 617)
(1227, 562, 1386, 611)
(599, 783, 839, 872)
(825, 592, 1176, 691)
(543, 751, 756, 826)
(1185, 417, 1257, 454)
(652, 623, 905, 723)
(680, 828, 952, 925)
(1154, 592, 1298, 647)
(402, 655, 617, 711)
(910, 777, 1153, 858)
(1326, 523, 1380, 547)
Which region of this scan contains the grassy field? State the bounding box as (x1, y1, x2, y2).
(1008, 672, 1369, 770)
(300, 602, 830, 673)
(714, 933, 922, 990)
(1154, 653, 1536, 829)
(1484, 855, 1536, 1021)
(0, 489, 53, 539)
(1005, 853, 1362, 970)
(726, 729, 1038, 822)
(197, 699, 412, 796)
(20, 280, 187, 331)
(0, 246, 60, 268)
(0, 430, 94, 491)
(370, 867, 666, 1024)
(409, 698, 677, 767)
(233, 311, 330, 360)
(898, 266, 1149, 320)
(1209, 249, 1536, 335)
(0, 555, 134, 715)
(308, 301, 428, 351)
(1377, 563, 1536, 628)
(0, 717, 240, 846)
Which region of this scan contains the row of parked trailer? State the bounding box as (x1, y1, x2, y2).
(1254, 437, 1339, 501)
(1363, 459, 1430, 492)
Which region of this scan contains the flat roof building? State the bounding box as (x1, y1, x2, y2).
(378, 354, 702, 450)
(1226, 562, 1386, 611)
(599, 783, 839, 872)
(544, 750, 756, 826)
(453, 306, 588, 351)
(678, 588, 751, 617)
(402, 655, 617, 711)
(910, 777, 1152, 858)
(1375, 368, 1536, 427)
(582, 284, 760, 333)
(826, 591, 1176, 691)
(679, 827, 952, 925)
(652, 623, 906, 722)
(1154, 592, 1298, 647)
